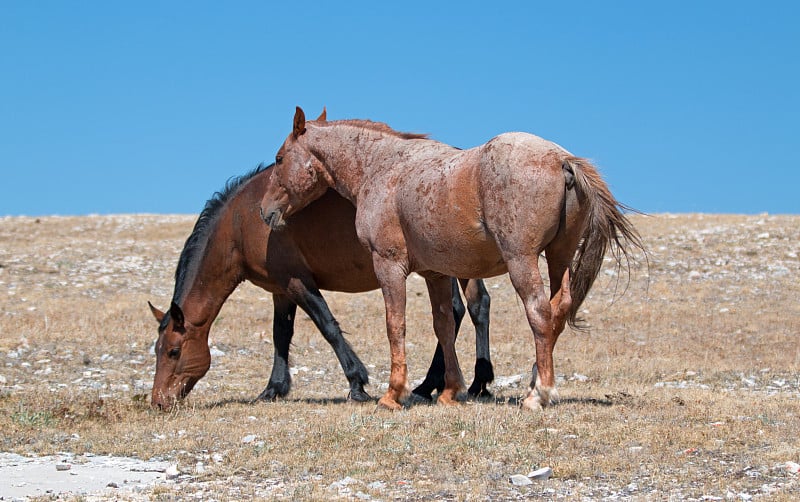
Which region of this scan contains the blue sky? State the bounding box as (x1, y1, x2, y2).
(1, 1, 798, 216)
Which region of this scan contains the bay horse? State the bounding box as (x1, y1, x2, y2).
(148, 162, 493, 410)
(260, 107, 645, 411)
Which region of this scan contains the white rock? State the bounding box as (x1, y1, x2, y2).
(495, 374, 524, 388)
(209, 346, 226, 357)
(241, 434, 257, 444)
(509, 474, 533, 486)
(165, 463, 180, 479)
(528, 466, 553, 480)
(330, 476, 357, 490)
(786, 461, 800, 474)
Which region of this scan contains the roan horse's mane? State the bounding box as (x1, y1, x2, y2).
(321, 118, 429, 141)
(170, 163, 273, 308)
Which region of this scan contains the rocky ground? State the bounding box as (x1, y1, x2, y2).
(0, 212, 798, 500)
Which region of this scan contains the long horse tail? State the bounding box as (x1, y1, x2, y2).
(563, 156, 646, 330)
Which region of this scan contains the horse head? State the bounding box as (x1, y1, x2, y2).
(148, 301, 211, 410)
(260, 106, 331, 230)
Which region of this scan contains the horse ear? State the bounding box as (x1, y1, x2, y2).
(293, 106, 306, 138)
(316, 107, 327, 122)
(148, 301, 165, 323)
(170, 301, 185, 330)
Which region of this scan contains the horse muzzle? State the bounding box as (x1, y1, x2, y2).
(260, 206, 286, 230)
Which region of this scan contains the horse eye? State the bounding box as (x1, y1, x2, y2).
(276, 155, 283, 165)
(168, 347, 181, 359)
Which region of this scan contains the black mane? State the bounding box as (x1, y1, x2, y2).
(170, 162, 273, 304)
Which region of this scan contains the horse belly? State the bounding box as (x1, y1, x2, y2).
(403, 206, 506, 279)
(400, 159, 507, 278)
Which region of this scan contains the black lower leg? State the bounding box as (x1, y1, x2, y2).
(257, 295, 296, 401)
(298, 288, 371, 402)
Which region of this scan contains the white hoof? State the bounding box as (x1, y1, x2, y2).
(521, 385, 559, 410)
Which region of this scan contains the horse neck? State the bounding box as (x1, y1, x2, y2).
(310, 123, 402, 203)
(174, 211, 244, 331)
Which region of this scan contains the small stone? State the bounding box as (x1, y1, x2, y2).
(509, 474, 533, 486)
(165, 463, 180, 479)
(55, 463, 71, 471)
(330, 476, 357, 490)
(528, 466, 553, 480)
(786, 461, 800, 474)
(107, 482, 119, 488)
(241, 434, 257, 444)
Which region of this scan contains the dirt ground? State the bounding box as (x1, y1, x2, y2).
(0, 212, 798, 500)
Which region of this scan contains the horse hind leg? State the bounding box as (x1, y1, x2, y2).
(425, 275, 466, 406)
(505, 255, 563, 410)
(462, 278, 494, 398)
(412, 278, 463, 401)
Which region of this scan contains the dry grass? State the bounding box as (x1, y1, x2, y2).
(1, 213, 798, 500)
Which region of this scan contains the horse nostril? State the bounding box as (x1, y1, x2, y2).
(260, 206, 274, 226)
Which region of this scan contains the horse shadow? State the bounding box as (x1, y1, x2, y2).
(197, 392, 618, 411)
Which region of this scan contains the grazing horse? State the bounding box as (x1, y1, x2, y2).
(261, 107, 645, 411)
(148, 162, 493, 410)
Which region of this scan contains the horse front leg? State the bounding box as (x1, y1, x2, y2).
(426, 275, 466, 405)
(285, 279, 371, 402)
(256, 294, 296, 401)
(373, 258, 410, 411)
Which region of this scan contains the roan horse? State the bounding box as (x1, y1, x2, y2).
(261, 107, 645, 411)
(148, 162, 493, 410)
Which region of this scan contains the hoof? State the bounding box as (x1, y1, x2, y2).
(521, 386, 558, 411)
(436, 387, 466, 406)
(255, 388, 280, 402)
(411, 379, 441, 402)
(410, 387, 435, 402)
(348, 388, 373, 403)
(377, 394, 403, 411)
(436, 394, 461, 406)
(407, 392, 434, 406)
(468, 382, 493, 399)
